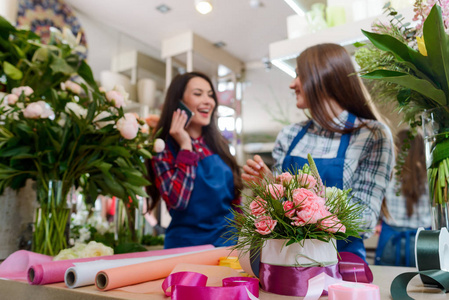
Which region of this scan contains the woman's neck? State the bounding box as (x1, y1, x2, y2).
(186, 124, 202, 139)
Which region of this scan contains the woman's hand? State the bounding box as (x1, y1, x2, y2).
(169, 109, 192, 151)
(242, 155, 273, 183)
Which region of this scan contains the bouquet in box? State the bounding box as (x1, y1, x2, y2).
(229, 155, 365, 296)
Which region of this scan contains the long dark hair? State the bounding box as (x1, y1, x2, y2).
(397, 130, 427, 217)
(146, 72, 242, 211)
(297, 43, 378, 133)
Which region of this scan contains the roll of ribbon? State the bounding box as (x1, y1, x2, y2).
(162, 271, 259, 300)
(390, 228, 449, 299)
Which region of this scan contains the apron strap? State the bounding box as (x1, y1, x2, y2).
(336, 113, 356, 158)
(286, 121, 312, 156)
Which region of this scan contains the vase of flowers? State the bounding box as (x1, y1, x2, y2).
(229, 155, 364, 297)
(0, 17, 161, 254)
(355, 2, 449, 230)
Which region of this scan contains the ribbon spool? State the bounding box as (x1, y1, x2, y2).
(415, 227, 449, 286)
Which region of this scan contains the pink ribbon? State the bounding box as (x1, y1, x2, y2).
(259, 251, 373, 297)
(162, 272, 259, 300)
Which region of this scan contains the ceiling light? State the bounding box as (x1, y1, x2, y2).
(195, 0, 213, 14)
(156, 4, 171, 13)
(283, 0, 305, 17)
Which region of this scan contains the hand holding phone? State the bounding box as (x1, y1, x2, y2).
(177, 101, 194, 128)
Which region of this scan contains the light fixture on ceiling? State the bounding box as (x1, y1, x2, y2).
(195, 0, 213, 14)
(283, 0, 305, 17)
(156, 4, 171, 13)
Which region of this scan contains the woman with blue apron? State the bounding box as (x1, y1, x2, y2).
(147, 72, 242, 249)
(164, 140, 236, 248)
(281, 113, 366, 260)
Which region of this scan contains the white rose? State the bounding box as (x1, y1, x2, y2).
(113, 84, 129, 102)
(65, 102, 87, 118)
(6, 94, 18, 105)
(23, 102, 43, 119)
(116, 113, 139, 139)
(153, 138, 165, 153)
(80, 241, 113, 258)
(53, 248, 78, 261)
(94, 111, 114, 129)
(64, 81, 82, 95)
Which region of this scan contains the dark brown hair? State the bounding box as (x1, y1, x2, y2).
(146, 72, 242, 211)
(397, 130, 427, 217)
(296, 43, 378, 133)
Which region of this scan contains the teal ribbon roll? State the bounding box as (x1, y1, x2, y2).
(390, 227, 449, 300)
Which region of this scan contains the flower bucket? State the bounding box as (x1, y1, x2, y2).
(422, 106, 449, 229)
(259, 239, 340, 297)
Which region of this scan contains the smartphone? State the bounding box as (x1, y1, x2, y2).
(177, 101, 194, 128)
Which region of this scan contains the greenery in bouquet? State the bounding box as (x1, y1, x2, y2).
(0, 16, 162, 254)
(229, 155, 365, 254)
(354, 1, 449, 206)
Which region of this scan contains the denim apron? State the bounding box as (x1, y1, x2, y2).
(164, 141, 236, 249)
(281, 113, 367, 261)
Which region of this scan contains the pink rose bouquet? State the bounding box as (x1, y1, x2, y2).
(229, 154, 365, 252)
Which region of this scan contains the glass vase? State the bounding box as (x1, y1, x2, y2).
(32, 180, 73, 256)
(422, 106, 449, 229)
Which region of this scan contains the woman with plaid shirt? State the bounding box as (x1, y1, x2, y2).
(243, 43, 394, 261)
(147, 72, 243, 249)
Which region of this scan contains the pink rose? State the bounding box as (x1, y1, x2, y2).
(292, 188, 316, 207)
(266, 184, 284, 199)
(319, 215, 346, 233)
(283, 201, 295, 218)
(254, 215, 277, 235)
(106, 90, 125, 108)
(116, 113, 139, 139)
(12, 86, 33, 97)
(298, 174, 317, 189)
(5, 94, 18, 105)
(153, 138, 165, 153)
(296, 202, 326, 224)
(250, 196, 267, 216)
(276, 172, 293, 185)
(291, 217, 307, 227)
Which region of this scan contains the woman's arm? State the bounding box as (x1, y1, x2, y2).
(151, 147, 198, 210)
(349, 123, 394, 236)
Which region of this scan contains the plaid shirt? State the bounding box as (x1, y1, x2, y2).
(151, 136, 240, 210)
(382, 173, 431, 228)
(272, 111, 394, 238)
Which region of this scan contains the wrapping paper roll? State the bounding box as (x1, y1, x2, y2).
(65, 252, 196, 288)
(0, 250, 52, 281)
(415, 227, 449, 272)
(95, 247, 233, 291)
(328, 282, 380, 300)
(28, 244, 214, 285)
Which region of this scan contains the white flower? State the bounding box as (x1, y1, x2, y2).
(12, 86, 33, 97)
(23, 101, 54, 119)
(5, 94, 18, 105)
(116, 113, 139, 139)
(65, 102, 87, 118)
(53, 248, 78, 261)
(113, 85, 129, 102)
(93, 111, 114, 129)
(78, 227, 91, 243)
(153, 138, 165, 153)
(63, 81, 82, 95)
(80, 241, 113, 258)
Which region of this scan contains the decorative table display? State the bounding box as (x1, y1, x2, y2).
(229, 154, 367, 297)
(355, 2, 449, 230)
(0, 16, 161, 255)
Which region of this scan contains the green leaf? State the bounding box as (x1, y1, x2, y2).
(32, 47, 49, 63)
(3, 61, 23, 80)
(107, 146, 132, 158)
(77, 60, 97, 89)
(362, 70, 447, 106)
(0, 146, 31, 157)
(422, 5, 449, 104)
(137, 148, 152, 159)
(0, 16, 16, 40)
(397, 88, 411, 106)
(50, 55, 74, 75)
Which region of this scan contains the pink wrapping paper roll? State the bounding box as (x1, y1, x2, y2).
(328, 282, 380, 300)
(27, 244, 214, 285)
(0, 250, 52, 281)
(95, 247, 234, 291)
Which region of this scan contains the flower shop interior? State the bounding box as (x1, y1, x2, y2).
(1, 0, 448, 299)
